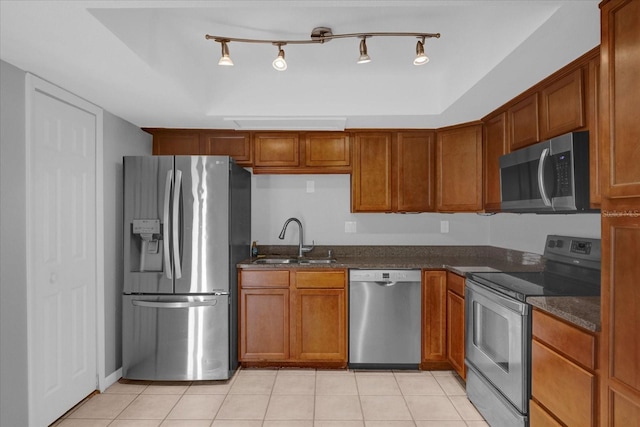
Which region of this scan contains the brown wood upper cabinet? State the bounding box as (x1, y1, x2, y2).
(539, 68, 585, 141)
(483, 112, 508, 212)
(201, 131, 252, 165)
(253, 132, 300, 168)
(436, 123, 483, 212)
(304, 132, 350, 167)
(253, 132, 351, 174)
(252, 131, 351, 174)
(150, 129, 201, 155)
(351, 131, 435, 213)
(146, 128, 253, 166)
(508, 93, 540, 151)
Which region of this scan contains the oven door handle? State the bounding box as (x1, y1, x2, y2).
(466, 279, 529, 315)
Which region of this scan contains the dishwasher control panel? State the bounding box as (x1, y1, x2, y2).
(350, 269, 422, 282)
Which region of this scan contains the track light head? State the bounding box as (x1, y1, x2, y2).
(218, 41, 234, 66)
(357, 37, 371, 64)
(413, 38, 429, 65)
(272, 45, 287, 71)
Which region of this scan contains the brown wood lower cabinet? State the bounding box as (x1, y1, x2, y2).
(531, 309, 597, 427)
(422, 270, 448, 369)
(239, 268, 347, 367)
(446, 272, 466, 380)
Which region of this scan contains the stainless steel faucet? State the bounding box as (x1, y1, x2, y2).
(278, 217, 314, 258)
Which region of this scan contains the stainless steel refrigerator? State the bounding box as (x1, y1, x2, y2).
(122, 156, 250, 381)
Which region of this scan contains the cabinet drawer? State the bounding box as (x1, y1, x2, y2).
(446, 272, 465, 297)
(532, 309, 596, 370)
(240, 270, 290, 288)
(532, 339, 595, 427)
(295, 270, 346, 289)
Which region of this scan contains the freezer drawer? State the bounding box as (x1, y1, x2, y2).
(123, 294, 232, 380)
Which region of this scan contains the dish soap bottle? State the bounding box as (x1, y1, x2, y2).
(251, 241, 258, 257)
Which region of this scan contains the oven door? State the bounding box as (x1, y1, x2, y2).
(465, 279, 531, 413)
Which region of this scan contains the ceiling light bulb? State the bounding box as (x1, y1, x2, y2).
(357, 38, 371, 64)
(218, 41, 233, 66)
(272, 46, 287, 71)
(413, 40, 429, 65)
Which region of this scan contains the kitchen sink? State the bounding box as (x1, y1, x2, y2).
(298, 259, 336, 264)
(252, 258, 298, 264)
(251, 257, 336, 265)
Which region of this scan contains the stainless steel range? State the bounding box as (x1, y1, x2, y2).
(464, 235, 600, 427)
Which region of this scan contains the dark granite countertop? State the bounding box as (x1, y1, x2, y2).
(527, 296, 601, 332)
(238, 244, 598, 331)
(237, 245, 545, 273)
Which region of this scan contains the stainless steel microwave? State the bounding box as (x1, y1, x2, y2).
(500, 131, 594, 213)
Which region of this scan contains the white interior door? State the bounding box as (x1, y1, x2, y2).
(27, 76, 102, 426)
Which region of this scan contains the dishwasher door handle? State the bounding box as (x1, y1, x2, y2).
(375, 281, 396, 287)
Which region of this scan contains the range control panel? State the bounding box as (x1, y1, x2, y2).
(544, 235, 601, 269)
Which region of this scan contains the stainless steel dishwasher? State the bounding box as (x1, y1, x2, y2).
(349, 269, 422, 369)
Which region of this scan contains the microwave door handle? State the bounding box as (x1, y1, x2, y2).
(537, 147, 552, 207)
(163, 169, 173, 279)
(172, 169, 183, 279)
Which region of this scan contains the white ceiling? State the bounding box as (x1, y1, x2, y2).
(0, 0, 600, 130)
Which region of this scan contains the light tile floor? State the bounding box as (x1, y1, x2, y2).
(52, 369, 488, 427)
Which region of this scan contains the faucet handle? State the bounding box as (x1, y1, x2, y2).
(302, 240, 315, 254)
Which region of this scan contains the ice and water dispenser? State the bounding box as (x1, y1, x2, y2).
(130, 219, 163, 272)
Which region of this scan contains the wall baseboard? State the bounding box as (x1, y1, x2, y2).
(103, 368, 122, 391)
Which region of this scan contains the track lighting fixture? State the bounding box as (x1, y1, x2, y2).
(357, 37, 371, 64)
(272, 45, 287, 71)
(413, 37, 429, 65)
(218, 40, 233, 66)
(205, 27, 439, 71)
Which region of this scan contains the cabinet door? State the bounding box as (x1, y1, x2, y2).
(509, 93, 540, 150)
(530, 399, 563, 427)
(422, 271, 447, 364)
(239, 288, 289, 361)
(436, 124, 483, 212)
(292, 289, 347, 362)
(304, 132, 350, 168)
(151, 130, 201, 155)
(396, 132, 436, 212)
(483, 112, 508, 212)
(446, 272, 466, 380)
(253, 133, 300, 168)
(352, 132, 393, 212)
(600, 0, 640, 200)
(601, 210, 640, 426)
(539, 68, 585, 140)
(201, 132, 252, 166)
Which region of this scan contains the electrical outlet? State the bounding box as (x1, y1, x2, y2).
(306, 180, 315, 193)
(345, 221, 357, 233)
(440, 220, 449, 233)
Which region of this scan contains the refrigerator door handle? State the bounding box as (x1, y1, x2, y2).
(173, 169, 183, 279)
(132, 299, 219, 309)
(163, 169, 173, 279)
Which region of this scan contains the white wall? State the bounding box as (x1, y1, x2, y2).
(251, 173, 601, 255)
(102, 112, 151, 375)
(251, 174, 491, 246)
(489, 212, 601, 254)
(0, 59, 29, 427)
